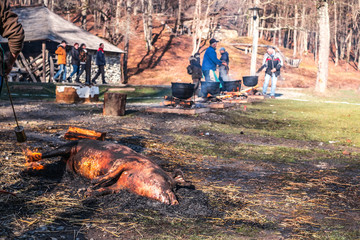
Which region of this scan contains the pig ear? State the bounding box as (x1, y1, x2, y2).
(172, 169, 186, 184)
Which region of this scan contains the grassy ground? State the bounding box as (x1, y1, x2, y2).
(0, 90, 359, 239)
(0, 82, 170, 103)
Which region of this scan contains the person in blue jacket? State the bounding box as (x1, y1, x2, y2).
(201, 38, 226, 82)
(92, 43, 107, 84)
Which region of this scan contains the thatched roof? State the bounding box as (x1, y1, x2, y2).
(0, 6, 124, 54)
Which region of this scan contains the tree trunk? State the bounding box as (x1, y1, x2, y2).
(191, 0, 201, 55)
(346, 29, 353, 66)
(299, 5, 308, 56)
(142, 0, 153, 51)
(334, 1, 339, 66)
(122, 0, 131, 83)
(176, 0, 182, 35)
(116, 0, 122, 35)
(316, 1, 330, 93)
(293, 4, 298, 57)
(250, 0, 260, 75)
(80, 0, 88, 30)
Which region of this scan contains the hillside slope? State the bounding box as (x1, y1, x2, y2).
(74, 14, 360, 90)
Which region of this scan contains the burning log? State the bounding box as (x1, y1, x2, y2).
(162, 96, 194, 108)
(24, 149, 45, 170)
(64, 126, 106, 141)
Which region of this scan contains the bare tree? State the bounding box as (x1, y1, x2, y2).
(316, 0, 330, 93)
(141, 0, 153, 51)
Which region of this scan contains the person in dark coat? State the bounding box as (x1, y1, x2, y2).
(188, 52, 202, 96)
(91, 43, 107, 84)
(260, 47, 283, 99)
(218, 47, 229, 88)
(67, 43, 80, 83)
(75, 43, 88, 84)
(0, 0, 25, 94)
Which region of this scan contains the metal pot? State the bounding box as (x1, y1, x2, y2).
(242, 76, 258, 87)
(171, 82, 195, 99)
(222, 80, 241, 92)
(200, 81, 220, 96)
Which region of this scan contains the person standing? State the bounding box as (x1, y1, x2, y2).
(67, 43, 80, 83)
(260, 47, 283, 99)
(201, 38, 225, 83)
(75, 43, 87, 84)
(187, 53, 202, 97)
(53, 40, 67, 83)
(219, 47, 230, 88)
(91, 43, 107, 85)
(0, 0, 24, 94)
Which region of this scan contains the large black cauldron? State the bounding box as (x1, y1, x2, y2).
(222, 80, 241, 92)
(242, 76, 258, 87)
(171, 82, 195, 99)
(200, 81, 220, 97)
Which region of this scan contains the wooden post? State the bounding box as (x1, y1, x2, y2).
(42, 42, 46, 82)
(103, 92, 127, 116)
(49, 56, 54, 82)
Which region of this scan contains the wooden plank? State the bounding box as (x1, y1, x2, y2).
(11, 85, 44, 90)
(107, 87, 136, 92)
(247, 95, 265, 102)
(207, 102, 234, 109)
(64, 126, 106, 141)
(42, 42, 46, 82)
(145, 107, 210, 115)
(28, 53, 42, 66)
(19, 52, 37, 82)
(221, 98, 248, 104)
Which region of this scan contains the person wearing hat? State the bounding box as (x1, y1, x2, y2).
(260, 47, 283, 99)
(219, 47, 230, 87)
(187, 52, 202, 96)
(53, 40, 68, 83)
(201, 38, 226, 83)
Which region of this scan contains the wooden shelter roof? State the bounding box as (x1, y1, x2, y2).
(0, 6, 124, 54)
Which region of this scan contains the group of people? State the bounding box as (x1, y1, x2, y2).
(54, 41, 107, 85)
(188, 38, 283, 98)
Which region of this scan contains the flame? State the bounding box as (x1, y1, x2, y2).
(25, 149, 42, 162)
(26, 162, 45, 170)
(24, 149, 45, 170)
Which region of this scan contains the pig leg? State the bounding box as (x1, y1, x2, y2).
(90, 159, 128, 189)
(86, 180, 125, 196)
(41, 141, 79, 159)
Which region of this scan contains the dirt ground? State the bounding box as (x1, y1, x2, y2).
(0, 99, 359, 239)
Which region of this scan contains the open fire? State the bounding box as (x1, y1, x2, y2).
(162, 96, 194, 108)
(24, 149, 45, 170)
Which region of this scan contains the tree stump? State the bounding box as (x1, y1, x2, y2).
(56, 86, 81, 104)
(103, 93, 127, 116)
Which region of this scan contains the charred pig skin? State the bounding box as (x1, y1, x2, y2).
(28, 139, 189, 205)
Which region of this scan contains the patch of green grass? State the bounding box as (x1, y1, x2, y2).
(1, 82, 170, 104)
(235, 225, 261, 237)
(203, 100, 360, 147)
(313, 228, 360, 240)
(171, 134, 360, 164)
